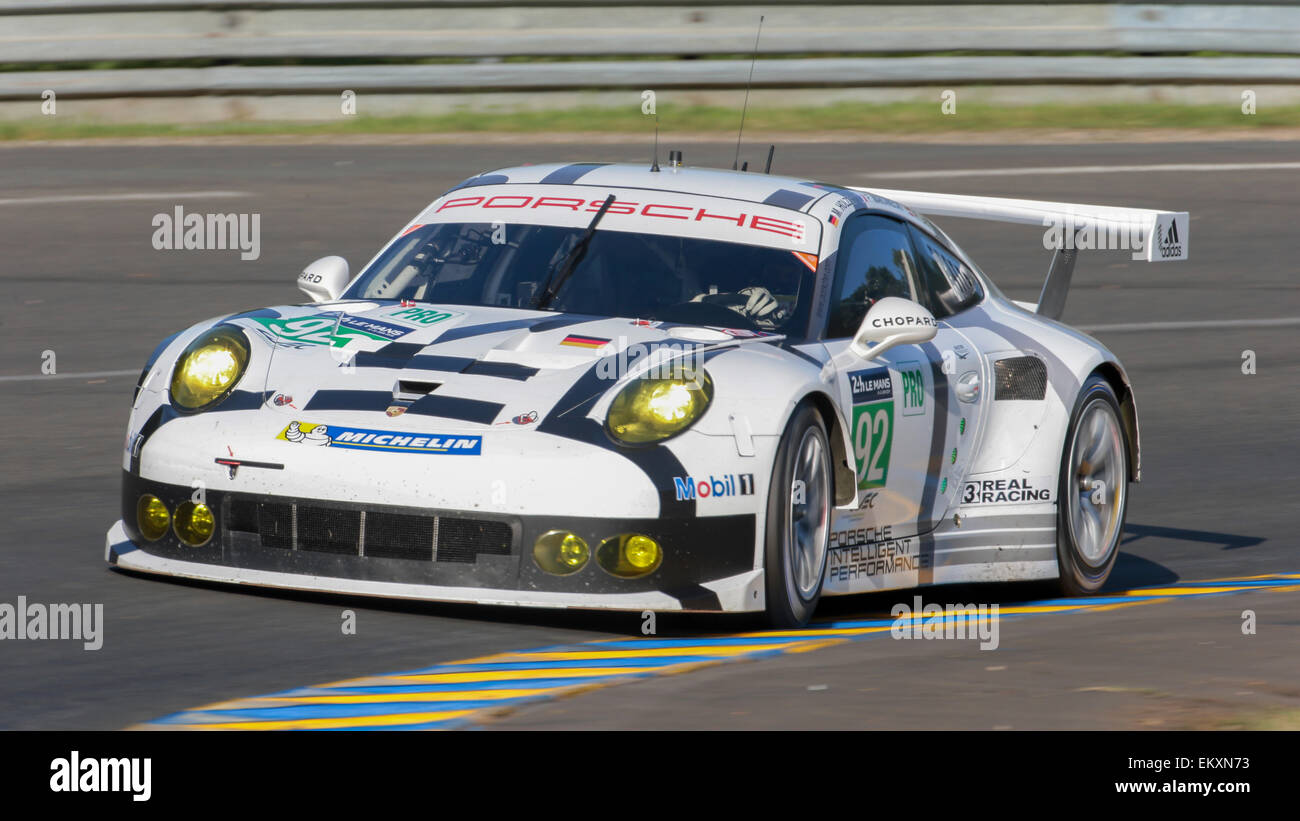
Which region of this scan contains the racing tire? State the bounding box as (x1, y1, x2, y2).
(1056, 375, 1129, 596)
(763, 402, 833, 628)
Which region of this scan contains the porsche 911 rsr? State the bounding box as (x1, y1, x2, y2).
(106, 161, 1188, 626)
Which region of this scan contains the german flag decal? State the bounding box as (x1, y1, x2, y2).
(560, 334, 611, 349)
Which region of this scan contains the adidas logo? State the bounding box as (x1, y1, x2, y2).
(1159, 219, 1183, 258)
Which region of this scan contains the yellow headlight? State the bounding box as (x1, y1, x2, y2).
(596, 534, 663, 578)
(136, 495, 171, 541)
(173, 501, 215, 547)
(170, 327, 250, 411)
(533, 530, 589, 575)
(606, 370, 713, 444)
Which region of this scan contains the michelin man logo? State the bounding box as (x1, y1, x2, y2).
(282, 421, 332, 446)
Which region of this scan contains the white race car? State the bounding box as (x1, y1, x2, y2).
(106, 160, 1188, 626)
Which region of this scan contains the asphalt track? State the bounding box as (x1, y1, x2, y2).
(0, 139, 1296, 730)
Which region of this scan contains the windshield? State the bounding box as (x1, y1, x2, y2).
(344, 222, 817, 334)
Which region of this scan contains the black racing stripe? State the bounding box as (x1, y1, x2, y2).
(539, 162, 610, 185)
(916, 342, 949, 585)
(404, 353, 539, 381)
(406, 394, 504, 425)
(807, 184, 869, 207)
(537, 356, 694, 517)
(762, 189, 815, 211)
(352, 342, 428, 369)
(405, 354, 475, 373)
(461, 360, 539, 381)
(227, 307, 282, 321)
(205, 390, 266, 413)
(780, 343, 824, 368)
(139, 330, 183, 377)
(130, 406, 170, 475)
(305, 390, 392, 413)
(131, 389, 266, 473)
(136, 329, 184, 401)
(536, 345, 738, 521)
(435, 317, 550, 344)
(444, 173, 510, 193)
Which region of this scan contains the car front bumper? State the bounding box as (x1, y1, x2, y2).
(108, 472, 764, 613)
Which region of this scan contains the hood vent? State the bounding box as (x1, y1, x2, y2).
(395, 379, 440, 402)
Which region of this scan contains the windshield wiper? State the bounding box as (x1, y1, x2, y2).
(532, 194, 616, 310)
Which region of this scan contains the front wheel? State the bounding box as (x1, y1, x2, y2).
(1056, 375, 1129, 595)
(763, 403, 833, 627)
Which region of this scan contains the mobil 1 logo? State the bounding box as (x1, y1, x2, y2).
(849, 367, 894, 490)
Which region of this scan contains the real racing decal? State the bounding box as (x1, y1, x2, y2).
(849, 367, 894, 490)
(276, 421, 482, 455)
(960, 476, 1053, 505)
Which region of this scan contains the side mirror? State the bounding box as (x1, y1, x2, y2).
(298, 256, 349, 303)
(849, 297, 938, 360)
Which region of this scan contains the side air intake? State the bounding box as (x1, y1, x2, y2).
(993, 356, 1047, 401)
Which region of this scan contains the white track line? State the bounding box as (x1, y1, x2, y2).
(867, 162, 1300, 180)
(1078, 317, 1300, 333)
(0, 191, 252, 206)
(0, 369, 138, 383)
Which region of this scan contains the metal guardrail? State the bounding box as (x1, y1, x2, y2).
(4, 57, 1300, 102)
(0, 3, 1296, 104)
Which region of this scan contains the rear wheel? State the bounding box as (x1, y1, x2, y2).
(763, 403, 833, 628)
(1056, 375, 1128, 595)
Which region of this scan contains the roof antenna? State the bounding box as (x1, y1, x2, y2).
(732, 15, 765, 171)
(764, 144, 775, 174)
(650, 114, 660, 172)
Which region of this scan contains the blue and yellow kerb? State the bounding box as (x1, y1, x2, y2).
(139, 573, 1300, 731)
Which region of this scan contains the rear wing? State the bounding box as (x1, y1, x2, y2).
(848, 186, 1189, 319)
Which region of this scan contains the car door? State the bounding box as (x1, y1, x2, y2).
(905, 221, 992, 528)
(821, 213, 985, 547)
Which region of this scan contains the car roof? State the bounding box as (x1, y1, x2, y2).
(450, 162, 874, 215)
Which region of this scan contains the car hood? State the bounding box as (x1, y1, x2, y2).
(223, 301, 766, 431)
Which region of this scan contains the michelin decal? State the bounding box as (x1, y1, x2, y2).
(277, 421, 482, 455)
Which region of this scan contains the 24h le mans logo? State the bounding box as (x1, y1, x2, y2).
(248, 309, 457, 349)
(250, 315, 395, 348)
(849, 367, 895, 490)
